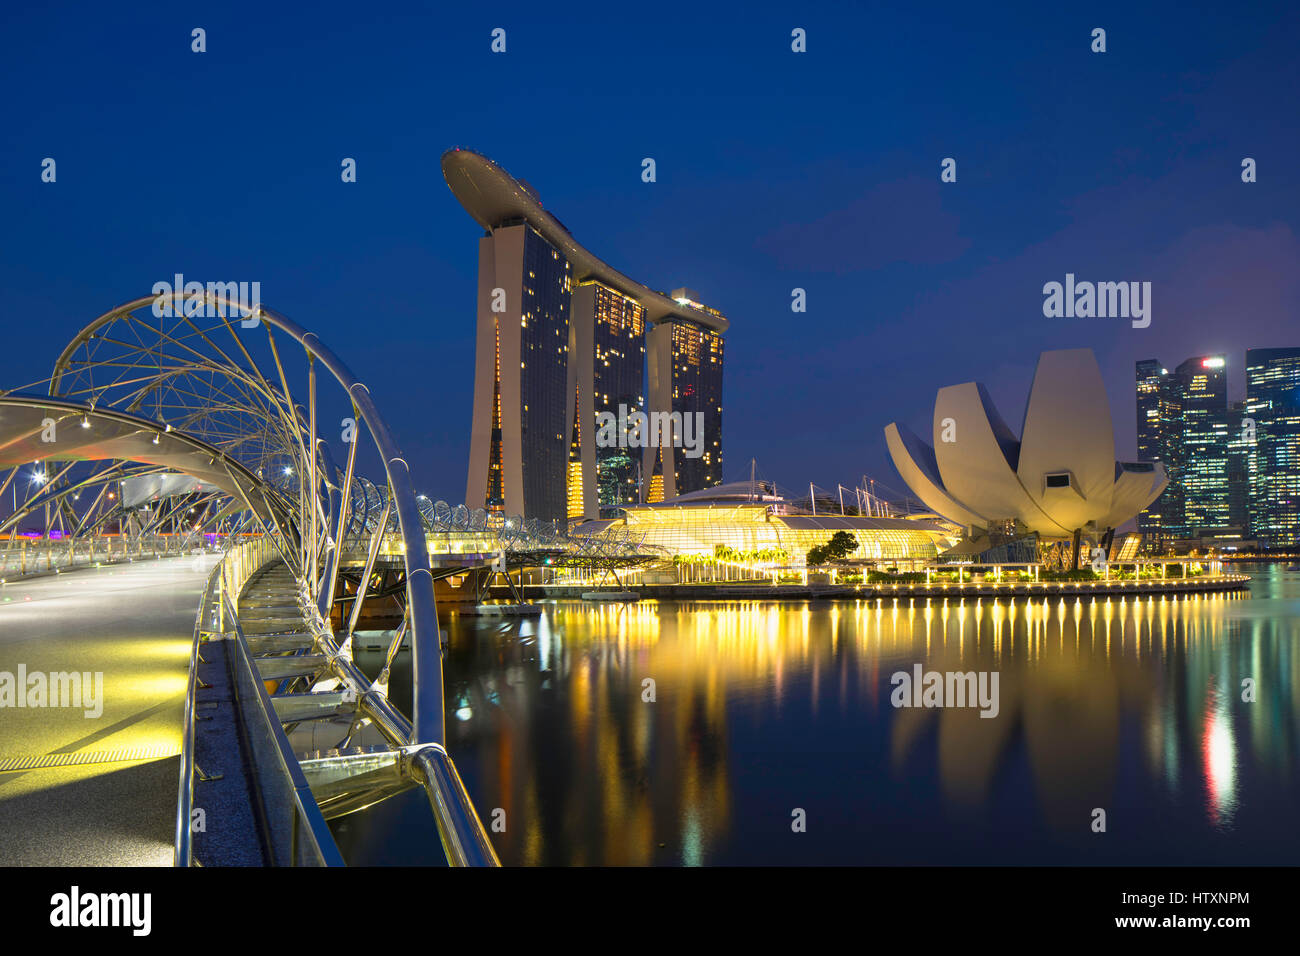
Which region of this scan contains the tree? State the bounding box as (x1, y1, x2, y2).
(806, 544, 829, 566)
(825, 531, 858, 560)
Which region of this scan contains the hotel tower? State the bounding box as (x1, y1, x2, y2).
(443, 148, 728, 523)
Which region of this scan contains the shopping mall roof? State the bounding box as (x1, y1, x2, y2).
(605, 482, 957, 536)
(776, 514, 953, 534)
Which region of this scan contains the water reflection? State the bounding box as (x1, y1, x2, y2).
(335, 568, 1300, 865)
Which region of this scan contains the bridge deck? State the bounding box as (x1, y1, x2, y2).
(0, 555, 213, 865)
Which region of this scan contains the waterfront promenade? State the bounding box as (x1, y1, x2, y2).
(529, 571, 1253, 602)
(0, 556, 213, 865)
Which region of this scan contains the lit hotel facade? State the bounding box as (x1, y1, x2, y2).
(444, 148, 727, 523)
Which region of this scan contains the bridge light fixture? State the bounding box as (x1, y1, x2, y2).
(80, 415, 91, 429)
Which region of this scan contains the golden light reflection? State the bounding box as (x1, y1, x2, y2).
(439, 586, 1288, 865)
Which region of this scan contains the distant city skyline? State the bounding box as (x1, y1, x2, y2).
(1137, 346, 1300, 549)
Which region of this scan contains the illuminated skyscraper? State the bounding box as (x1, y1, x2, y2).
(1227, 399, 1251, 536)
(1246, 347, 1300, 548)
(1174, 355, 1231, 537)
(464, 223, 572, 521)
(1137, 355, 1249, 547)
(1135, 359, 1183, 547)
(444, 149, 728, 521)
(644, 289, 725, 502)
(566, 281, 646, 518)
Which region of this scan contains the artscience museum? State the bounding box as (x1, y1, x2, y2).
(884, 349, 1167, 561)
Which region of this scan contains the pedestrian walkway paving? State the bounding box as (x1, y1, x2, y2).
(0, 555, 214, 865)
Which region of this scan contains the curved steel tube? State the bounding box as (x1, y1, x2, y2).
(408, 746, 501, 867)
(46, 294, 495, 865)
(49, 296, 444, 747)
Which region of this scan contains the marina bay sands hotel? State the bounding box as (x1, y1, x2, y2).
(442, 148, 727, 523)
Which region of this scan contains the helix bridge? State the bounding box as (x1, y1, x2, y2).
(0, 290, 656, 866)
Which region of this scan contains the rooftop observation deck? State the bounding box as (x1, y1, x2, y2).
(442, 147, 729, 333)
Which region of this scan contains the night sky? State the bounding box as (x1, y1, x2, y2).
(3, 1, 1297, 505)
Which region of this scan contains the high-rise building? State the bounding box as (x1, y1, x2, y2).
(1175, 355, 1231, 537)
(1134, 350, 1300, 550)
(464, 223, 572, 521)
(643, 289, 725, 502)
(444, 148, 728, 522)
(566, 281, 646, 518)
(1136, 355, 1238, 547)
(1227, 399, 1252, 535)
(1135, 359, 1183, 547)
(1246, 347, 1300, 548)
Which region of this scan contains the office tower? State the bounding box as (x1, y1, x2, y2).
(1246, 347, 1300, 548)
(1174, 356, 1230, 537)
(1135, 359, 1183, 547)
(1137, 355, 1238, 546)
(1227, 399, 1251, 536)
(445, 148, 729, 521)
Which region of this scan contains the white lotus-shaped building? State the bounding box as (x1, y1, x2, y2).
(884, 349, 1166, 539)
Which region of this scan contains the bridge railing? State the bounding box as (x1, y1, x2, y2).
(176, 534, 342, 866)
(174, 560, 222, 866)
(0, 533, 203, 578)
(223, 587, 344, 866)
(220, 534, 275, 607)
(179, 532, 497, 866)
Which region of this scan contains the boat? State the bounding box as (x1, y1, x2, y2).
(474, 603, 543, 616)
(580, 590, 639, 602)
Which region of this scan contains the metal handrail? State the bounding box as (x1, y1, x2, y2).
(175, 536, 346, 867)
(408, 745, 500, 866)
(174, 559, 224, 866)
(177, 535, 499, 866)
(222, 588, 344, 866)
(224, 530, 498, 865)
(0, 533, 200, 578)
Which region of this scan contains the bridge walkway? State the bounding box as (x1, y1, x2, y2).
(0, 555, 214, 865)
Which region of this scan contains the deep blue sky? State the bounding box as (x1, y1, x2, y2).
(3, 1, 1297, 504)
